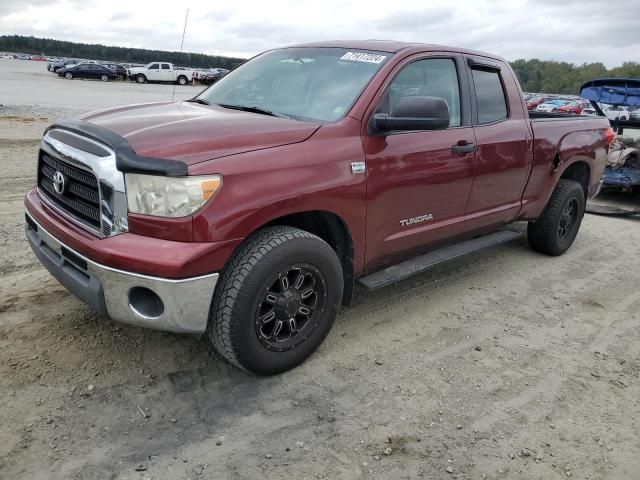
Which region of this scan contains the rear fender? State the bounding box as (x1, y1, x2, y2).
(518, 128, 607, 220)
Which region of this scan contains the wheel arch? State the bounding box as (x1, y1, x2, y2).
(266, 210, 355, 306)
(234, 210, 356, 306)
(559, 159, 590, 201)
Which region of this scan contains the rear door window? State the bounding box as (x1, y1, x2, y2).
(471, 68, 508, 124)
(161, 64, 171, 70)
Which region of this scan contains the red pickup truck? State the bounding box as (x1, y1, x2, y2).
(25, 41, 612, 374)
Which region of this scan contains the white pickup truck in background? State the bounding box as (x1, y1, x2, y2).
(127, 62, 195, 85)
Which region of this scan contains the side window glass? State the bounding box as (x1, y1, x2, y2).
(161, 64, 171, 70)
(471, 68, 508, 124)
(380, 58, 461, 127)
(149, 63, 159, 70)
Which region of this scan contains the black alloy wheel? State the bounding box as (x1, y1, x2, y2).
(255, 264, 326, 352)
(558, 197, 579, 240)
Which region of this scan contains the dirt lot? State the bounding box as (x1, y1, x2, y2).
(1, 59, 639, 480)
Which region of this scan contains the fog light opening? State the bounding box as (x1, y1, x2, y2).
(128, 286, 164, 319)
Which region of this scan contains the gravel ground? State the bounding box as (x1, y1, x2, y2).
(1, 59, 640, 480)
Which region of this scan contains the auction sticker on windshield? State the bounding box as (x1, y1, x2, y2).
(340, 52, 387, 64)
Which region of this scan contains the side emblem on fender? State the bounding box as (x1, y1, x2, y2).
(351, 162, 366, 174)
(400, 213, 434, 227)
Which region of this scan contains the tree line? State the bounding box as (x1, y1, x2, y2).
(2, 35, 639, 93)
(0, 35, 245, 70)
(510, 59, 640, 94)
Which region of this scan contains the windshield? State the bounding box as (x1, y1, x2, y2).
(196, 47, 391, 122)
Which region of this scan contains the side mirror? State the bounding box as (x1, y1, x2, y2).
(373, 96, 450, 133)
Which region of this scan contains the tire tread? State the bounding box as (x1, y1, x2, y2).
(208, 226, 332, 372)
(527, 179, 585, 256)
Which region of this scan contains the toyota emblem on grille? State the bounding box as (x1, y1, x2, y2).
(52, 170, 66, 194)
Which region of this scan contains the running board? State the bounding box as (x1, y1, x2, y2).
(358, 229, 523, 291)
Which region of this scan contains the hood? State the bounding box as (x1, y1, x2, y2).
(79, 101, 321, 166)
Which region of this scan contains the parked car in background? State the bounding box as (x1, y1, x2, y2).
(557, 101, 585, 115)
(57, 63, 118, 81)
(101, 63, 128, 80)
(197, 68, 228, 85)
(127, 62, 195, 85)
(604, 105, 631, 121)
(536, 99, 572, 112)
(526, 95, 555, 111)
(50, 59, 80, 72)
(67, 59, 101, 69)
(629, 106, 640, 120)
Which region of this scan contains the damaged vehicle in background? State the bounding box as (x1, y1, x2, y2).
(581, 78, 640, 192)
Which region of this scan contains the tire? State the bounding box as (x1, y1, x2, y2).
(136, 74, 146, 84)
(527, 179, 585, 256)
(208, 226, 344, 375)
(177, 75, 188, 86)
(65, 72, 73, 80)
(100, 74, 109, 82)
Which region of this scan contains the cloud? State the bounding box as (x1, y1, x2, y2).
(108, 12, 131, 22)
(1, 0, 637, 67)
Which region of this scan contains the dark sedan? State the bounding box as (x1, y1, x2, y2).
(58, 63, 118, 81)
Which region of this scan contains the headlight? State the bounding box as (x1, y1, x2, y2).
(125, 173, 222, 218)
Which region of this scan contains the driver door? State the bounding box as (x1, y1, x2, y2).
(362, 54, 476, 271)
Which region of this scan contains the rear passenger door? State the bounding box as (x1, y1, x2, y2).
(464, 57, 532, 232)
(159, 63, 173, 81)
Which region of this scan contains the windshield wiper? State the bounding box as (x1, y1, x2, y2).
(217, 103, 288, 118)
(188, 98, 210, 105)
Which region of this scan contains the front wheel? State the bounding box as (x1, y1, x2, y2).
(208, 226, 344, 374)
(100, 74, 109, 82)
(527, 179, 585, 256)
(65, 72, 73, 80)
(136, 74, 146, 84)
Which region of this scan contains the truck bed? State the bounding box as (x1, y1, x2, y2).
(528, 111, 597, 121)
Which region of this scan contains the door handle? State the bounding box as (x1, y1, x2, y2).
(452, 142, 476, 155)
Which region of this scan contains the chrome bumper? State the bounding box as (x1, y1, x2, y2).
(25, 211, 218, 334)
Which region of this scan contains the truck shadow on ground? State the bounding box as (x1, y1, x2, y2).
(44, 232, 538, 476)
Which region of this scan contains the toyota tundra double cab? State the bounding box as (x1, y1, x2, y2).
(25, 41, 612, 374)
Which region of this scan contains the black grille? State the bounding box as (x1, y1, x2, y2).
(37, 152, 101, 231)
(61, 246, 88, 271)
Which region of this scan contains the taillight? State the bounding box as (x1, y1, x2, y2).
(604, 127, 615, 145)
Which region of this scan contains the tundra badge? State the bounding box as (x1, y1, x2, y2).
(400, 214, 434, 227)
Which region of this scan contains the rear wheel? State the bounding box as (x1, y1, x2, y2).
(136, 74, 146, 84)
(100, 74, 109, 82)
(177, 75, 188, 85)
(208, 226, 343, 374)
(527, 179, 585, 256)
(65, 72, 73, 80)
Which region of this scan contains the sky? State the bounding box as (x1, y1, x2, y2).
(1, 0, 638, 67)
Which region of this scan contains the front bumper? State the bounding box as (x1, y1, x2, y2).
(26, 211, 219, 334)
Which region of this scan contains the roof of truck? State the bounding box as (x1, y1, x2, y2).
(288, 39, 502, 60)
